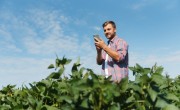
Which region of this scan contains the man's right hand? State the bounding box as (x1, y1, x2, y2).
(94, 38, 102, 52)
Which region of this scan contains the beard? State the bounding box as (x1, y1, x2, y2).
(105, 33, 116, 40)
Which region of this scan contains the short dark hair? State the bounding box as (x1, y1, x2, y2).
(102, 21, 116, 29)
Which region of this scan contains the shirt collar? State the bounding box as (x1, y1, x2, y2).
(107, 35, 118, 44)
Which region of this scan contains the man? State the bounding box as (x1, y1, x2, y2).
(94, 21, 129, 82)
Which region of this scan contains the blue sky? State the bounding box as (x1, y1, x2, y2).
(0, 0, 180, 88)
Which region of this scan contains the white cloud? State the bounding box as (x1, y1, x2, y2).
(23, 34, 79, 55)
(93, 26, 101, 31)
(131, 0, 151, 10)
(132, 2, 147, 10)
(0, 9, 80, 55)
(24, 9, 80, 55)
(0, 8, 100, 88)
(0, 29, 22, 53)
(0, 29, 13, 41)
(73, 19, 87, 26)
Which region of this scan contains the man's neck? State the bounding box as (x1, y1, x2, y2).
(108, 35, 116, 41)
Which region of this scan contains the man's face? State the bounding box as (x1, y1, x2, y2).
(103, 24, 116, 40)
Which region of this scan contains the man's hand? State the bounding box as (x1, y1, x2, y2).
(94, 38, 106, 51)
(94, 38, 104, 65)
(95, 38, 120, 62)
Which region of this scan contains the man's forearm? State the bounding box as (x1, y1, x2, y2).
(103, 45, 120, 62)
(96, 51, 103, 65)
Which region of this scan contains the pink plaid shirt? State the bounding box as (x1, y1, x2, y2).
(101, 36, 128, 82)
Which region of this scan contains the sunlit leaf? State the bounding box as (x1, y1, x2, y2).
(59, 95, 72, 104)
(80, 98, 89, 109)
(155, 66, 164, 74)
(126, 95, 135, 103)
(41, 105, 59, 110)
(151, 74, 165, 85)
(119, 77, 128, 92)
(48, 64, 55, 69)
(147, 87, 158, 102)
(46, 72, 60, 79)
(109, 103, 120, 110)
(155, 97, 168, 108)
(162, 104, 179, 110)
(165, 93, 179, 102)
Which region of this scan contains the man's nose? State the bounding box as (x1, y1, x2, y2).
(104, 31, 108, 34)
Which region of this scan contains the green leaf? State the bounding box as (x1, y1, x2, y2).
(39, 80, 52, 88)
(29, 83, 39, 92)
(113, 91, 120, 97)
(60, 56, 72, 65)
(126, 95, 135, 103)
(151, 74, 165, 85)
(119, 77, 128, 92)
(63, 57, 72, 65)
(36, 100, 43, 110)
(136, 63, 143, 70)
(155, 97, 168, 108)
(129, 84, 142, 94)
(128, 66, 134, 71)
(46, 72, 60, 79)
(0, 104, 11, 109)
(135, 74, 150, 84)
(165, 93, 179, 102)
(134, 101, 146, 110)
(88, 93, 94, 104)
(61, 104, 73, 110)
(103, 90, 114, 103)
(58, 68, 65, 77)
(147, 87, 158, 102)
(79, 67, 86, 75)
(109, 103, 120, 110)
(159, 84, 169, 89)
(155, 66, 164, 74)
(55, 58, 60, 68)
(162, 104, 179, 110)
(83, 72, 90, 79)
(41, 105, 59, 110)
(71, 62, 81, 73)
(129, 66, 136, 75)
(27, 96, 36, 107)
(48, 64, 55, 69)
(143, 68, 151, 74)
(88, 69, 99, 84)
(58, 95, 72, 104)
(80, 98, 89, 109)
(46, 68, 64, 79)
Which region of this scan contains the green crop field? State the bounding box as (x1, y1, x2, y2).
(0, 57, 179, 110)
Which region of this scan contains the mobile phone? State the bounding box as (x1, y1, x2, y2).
(93, 35, 101, 41)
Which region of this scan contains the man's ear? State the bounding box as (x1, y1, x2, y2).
(114, 29, 117, 33)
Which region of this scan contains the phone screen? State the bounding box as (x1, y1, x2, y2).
(93, 35, 101, 41)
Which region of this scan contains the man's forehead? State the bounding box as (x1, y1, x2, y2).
(104, 24, 113, 28)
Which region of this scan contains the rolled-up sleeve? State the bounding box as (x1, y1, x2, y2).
(116, 39, 128, 62)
